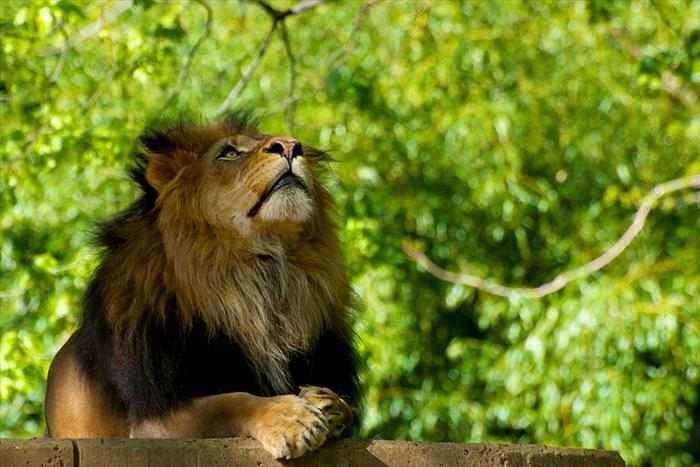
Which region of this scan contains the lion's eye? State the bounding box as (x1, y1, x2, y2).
(216, 144, 242, 161)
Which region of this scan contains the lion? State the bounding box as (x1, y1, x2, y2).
(44, 114, 359, 459)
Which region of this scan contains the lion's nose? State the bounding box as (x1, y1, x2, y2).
(263, 137, 303, 162)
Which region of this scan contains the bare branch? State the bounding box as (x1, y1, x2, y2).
(325, 0, 383, 69)
(161, 0, 213, 110)
(648, 0, 682, 38)
(608, 27, 698, 109)
(660, 71, 698, 107)
(280, 21, 297, 133)
(216, 0, 331, 116)
(288, 0, 329, 15)
(217, 20, 278, 116)
(9, 16, 72, 166)
(47, 22, 70, 84)
(40, 0, 133, 55)
(81, 58, 122, 112)
(404, 175, 700, 299)
(251, 0, 329, 18)
(0, 30, 41, 41)
(250, 0, 282, 18)
(75, 0, 133, 43)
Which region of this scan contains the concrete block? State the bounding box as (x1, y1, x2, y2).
(0, 439, 74, 467)
(0, 438, 626, 467)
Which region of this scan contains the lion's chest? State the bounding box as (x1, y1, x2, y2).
(104, 314, 359, 422)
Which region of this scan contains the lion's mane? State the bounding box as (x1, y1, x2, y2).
(79, 114, 354, 397)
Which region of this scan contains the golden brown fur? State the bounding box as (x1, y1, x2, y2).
(45, 116, 358, 459)
(101, 120, 350, 391)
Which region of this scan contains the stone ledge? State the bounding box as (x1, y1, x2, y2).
(0, 438, 625, 467)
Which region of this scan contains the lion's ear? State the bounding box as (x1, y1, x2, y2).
(145, 153, 178, 192)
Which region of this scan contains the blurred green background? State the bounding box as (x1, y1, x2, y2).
(1, 1, 699, 465)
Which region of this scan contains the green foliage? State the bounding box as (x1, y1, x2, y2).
(1, 1, 699, 465)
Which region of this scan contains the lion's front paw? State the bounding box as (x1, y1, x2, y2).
(249, 394, 330, 459)
(299, 385, 353, 438)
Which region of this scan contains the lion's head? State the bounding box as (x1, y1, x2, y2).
(98, 114, 351, 392)
(141, 115, 329, 240)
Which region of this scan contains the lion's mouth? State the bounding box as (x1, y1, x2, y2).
(247, 171, 308, 217)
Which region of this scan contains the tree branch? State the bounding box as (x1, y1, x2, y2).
(47, 22, 70, 85)
(216, 0, 330, 117)
(288, 0, 329, 15)
(648, 0, 682, 38)
(217, 20, 278, 116)
(10, 15, 71, 166)
(608, 26, 697, 108)
(40, 0, 133, 55)
(251, 0, 282, 18)
(161, 0, 213, 111)
(404, 175, 700, 299)
(280, 21, 297, 133)
(75, 0, 133, 43)
(325, 0, 383, 70)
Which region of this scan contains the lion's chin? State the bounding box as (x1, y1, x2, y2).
(257, 187, 313, 224)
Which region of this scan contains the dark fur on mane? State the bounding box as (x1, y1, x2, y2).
(139, 110, 259, 153)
